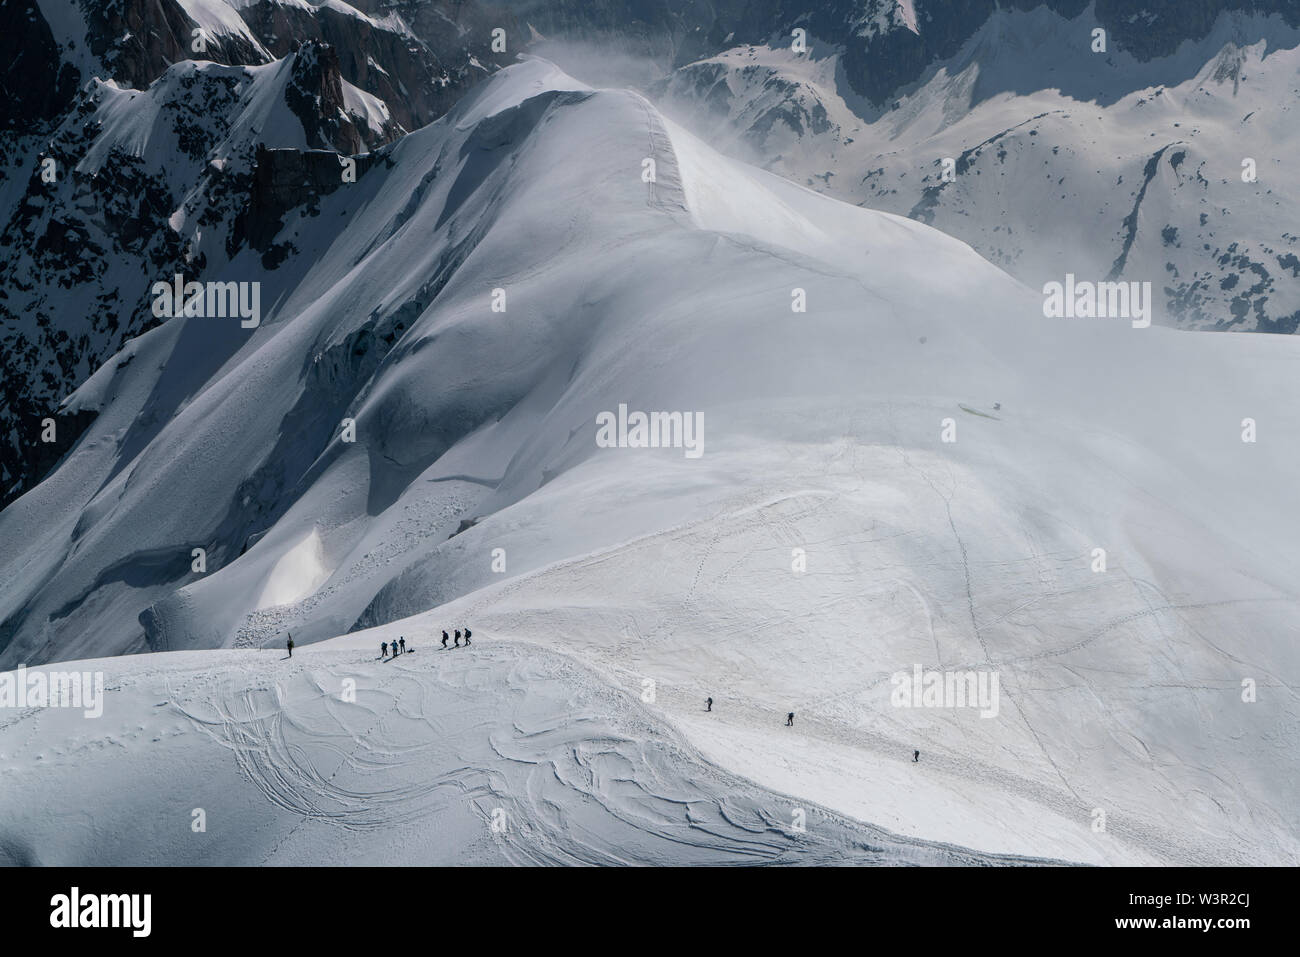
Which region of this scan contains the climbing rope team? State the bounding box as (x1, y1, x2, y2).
(287, 633, 928, 763)
(379, 627, 474, 659)
(282, 628, 475, 661)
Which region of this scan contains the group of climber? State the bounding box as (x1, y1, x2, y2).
(285, 629, 475, 661)
(440, 628, 471, 649)
(380, 627, 472, 659)
(289, 634, 929, 762)
(381, 636, 411, 659)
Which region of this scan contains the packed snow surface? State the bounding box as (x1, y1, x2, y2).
(1, 59, 1296, 866)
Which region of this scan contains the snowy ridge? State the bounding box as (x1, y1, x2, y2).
(1, 59, 1297, 866)
(175, 0, 273, 57)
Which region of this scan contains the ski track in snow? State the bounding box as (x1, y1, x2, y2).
(0, 643, 1071, 866)
(453, 502, 1199, 865)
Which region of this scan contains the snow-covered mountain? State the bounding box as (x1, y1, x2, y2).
(8, 1, 1299, 503)
(651, 3, 1300, 333)
(1, 0, 519, 506)
(1, 57, 1297, 866)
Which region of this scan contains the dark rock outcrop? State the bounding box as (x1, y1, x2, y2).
(236, 143, 384, 258)
(285, 41, 368, 153)
(82, 0, 270, 89)
(0, 2, 82, 130)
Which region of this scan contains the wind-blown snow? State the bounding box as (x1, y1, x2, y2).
(1, 58, 1296, 866)
(342, 81, 392, 133)
(175, 0, 271, 59)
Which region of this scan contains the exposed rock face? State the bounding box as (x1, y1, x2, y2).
(239, 1, 428, 132)
(239, 0, 518, 133)
(82, 0, 270, 88)
(285, 41, 366, 153)
(237, 143, 385, 260)
(518, 0, 1300, 104)
(0, 0, 516, 510)
(0, 86, 188, 507)
(830, 0, 1300, 104)
(365, 0, 523, 118)
(0, 3, 82, 130)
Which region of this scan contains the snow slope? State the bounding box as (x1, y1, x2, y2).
(1, 58, 1297, 865)
(0, 43, 399, 506)
(0, 639, 1061, 865)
